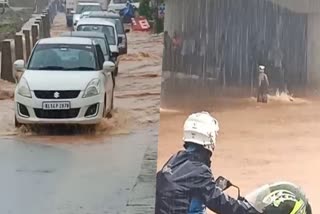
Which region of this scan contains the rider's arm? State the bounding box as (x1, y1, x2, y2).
(264, 74, 270, 86)
(197, 168, 259, 214)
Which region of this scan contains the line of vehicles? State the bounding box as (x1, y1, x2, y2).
(65, 0, 140, 28)
(13, 1, 133, 128)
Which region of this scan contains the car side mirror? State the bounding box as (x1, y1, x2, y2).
(118, 37, 123, 44)
(215, 176, 233, 191)
(103, 61, 115, 73)
(13, 59, 25, 83)
(125, 29, 130, 33)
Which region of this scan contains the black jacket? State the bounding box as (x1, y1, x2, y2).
(155, 150, 259, 214)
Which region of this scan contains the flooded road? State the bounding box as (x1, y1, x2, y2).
(158, 95, 320, 214)
(0, 13, 161, 213)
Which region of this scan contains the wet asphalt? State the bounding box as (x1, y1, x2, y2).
(0, 126, 157, 214)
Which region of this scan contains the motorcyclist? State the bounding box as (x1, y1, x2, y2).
(155, 111, 260, 214)
(257, 65, 269, 103)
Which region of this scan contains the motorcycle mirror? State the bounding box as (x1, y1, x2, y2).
(215, 176, 233, 191)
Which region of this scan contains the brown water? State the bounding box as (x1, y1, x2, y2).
(0, 13, 162, 139)
(158, 95, 320, 213)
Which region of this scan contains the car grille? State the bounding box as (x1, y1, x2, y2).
(34, 108, 80, 119)
(34, 90, 81, 99)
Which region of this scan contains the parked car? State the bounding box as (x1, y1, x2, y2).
(107, 0, 140, 14)
(73, 2, 103, 27)
(60, 31, 118, 81)
(76, 18, 120, 75)
(13, 37, 115, 127)
(80, 11, 129, 54)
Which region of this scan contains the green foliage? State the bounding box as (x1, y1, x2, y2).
(138, 0, 152, 20)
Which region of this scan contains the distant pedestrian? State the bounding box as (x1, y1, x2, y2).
(257, 65, 269, 103)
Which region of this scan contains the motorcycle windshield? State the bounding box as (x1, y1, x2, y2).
(244, 181, 307, 213)
(244, 184, 271, 213)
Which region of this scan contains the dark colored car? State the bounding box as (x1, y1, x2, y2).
(82, 11, 129, 55)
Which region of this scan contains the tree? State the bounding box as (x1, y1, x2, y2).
(138, 0, 152, 20)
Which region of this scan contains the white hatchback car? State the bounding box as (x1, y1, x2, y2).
(13, 37, 115, 127)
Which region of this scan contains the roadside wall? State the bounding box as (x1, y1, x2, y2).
(161, 0, 308, 101)
(307, 13, 320, 91)
(9, 0, 49, 12)
(0, 0, 58, 85)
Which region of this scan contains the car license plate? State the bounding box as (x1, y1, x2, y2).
(42, 102, 70, 110)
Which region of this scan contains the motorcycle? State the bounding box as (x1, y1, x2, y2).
(215, 176, 311, 214)
(119, 0, 138, 24)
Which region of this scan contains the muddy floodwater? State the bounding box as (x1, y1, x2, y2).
(158, 95, 320, 214)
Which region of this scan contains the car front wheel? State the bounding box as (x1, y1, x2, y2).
(14, 116, 22, 128)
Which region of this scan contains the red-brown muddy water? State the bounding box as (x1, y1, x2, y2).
(159, 94, 320, 213)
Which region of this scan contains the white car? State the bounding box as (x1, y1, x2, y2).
(76, 18, 120, 54)
(76, 18, 120, 74)
(13, 37, 115, 127)
(72, 2, 103, 27)
(107, 0, 140, 13)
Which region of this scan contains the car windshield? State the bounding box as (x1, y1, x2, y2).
(113, 0, 139, 3)
(28, 44, 97, 71)
(77, 25, 116, 45)
(76, 4, 102, 14)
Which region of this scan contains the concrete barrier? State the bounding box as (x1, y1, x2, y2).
(41, 14, 48, 38)
(14, 33, 26, 61)
(1, 40, 16, 83)
(34, 20, 41, 43)
(22, 30, 32, 60)
(0, 0, 59, 84)
(35, 17, 44, 39)
(42, 12, 50, 38)
(31, 24, 39, 47)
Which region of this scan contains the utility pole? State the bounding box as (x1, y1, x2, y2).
(151, 0, 159, 33)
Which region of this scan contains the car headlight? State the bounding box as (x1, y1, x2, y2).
(17, 77, 32, 98)
(83, 78, 101, 98)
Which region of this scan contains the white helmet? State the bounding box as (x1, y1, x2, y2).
(259, 65, 265, 73)
(183, 111, 219, 152)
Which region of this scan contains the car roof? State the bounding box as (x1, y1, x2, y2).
(60, 31, 106, 39)
(38, 37, 94, 45)
(86, 11, 120, 18)
(78, 2, 100, 5)
(77, 18, 116, 27)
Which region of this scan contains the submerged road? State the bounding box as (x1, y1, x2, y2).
(0, 12, 161, 214)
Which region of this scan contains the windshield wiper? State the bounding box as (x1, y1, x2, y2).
(33, 66, 65, 70)
(66, 67, 95, 71)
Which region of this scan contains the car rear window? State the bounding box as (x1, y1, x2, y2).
(88, 16, 124, 34)
(77, 25, 116, 45)
(76, 4, 102, 13)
